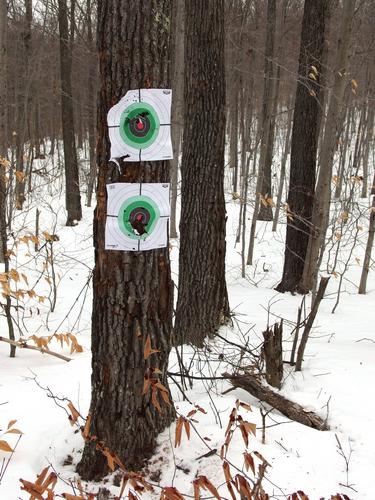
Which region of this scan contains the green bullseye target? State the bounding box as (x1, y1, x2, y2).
(107, 89, 173, 162)
(105, 182, 170, 251)
(118, 195, 160, 241)
(119, 102, 160, 150)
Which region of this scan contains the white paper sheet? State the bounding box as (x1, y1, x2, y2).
(105, 182, 170, 252)
(107, 89, 173, 162)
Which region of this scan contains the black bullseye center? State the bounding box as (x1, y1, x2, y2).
(129, 207, 150, 225)
(128, 112, 151, 138)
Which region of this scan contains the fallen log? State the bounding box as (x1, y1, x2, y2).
(223, 372, 328, 431)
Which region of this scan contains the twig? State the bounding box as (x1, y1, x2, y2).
(0, 435, 22, 484)
(335, 434, 356, 491)
(295, 277, 330, 371)
(0, 336, 71, 362)
(290, 298, 304, 365)
(27, 372, 76, 420)
(259, 407, 273, 444)
(167, 374, 193, 404)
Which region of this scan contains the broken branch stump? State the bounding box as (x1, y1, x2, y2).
(262, 321, 283, 389)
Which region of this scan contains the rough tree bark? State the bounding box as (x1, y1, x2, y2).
(276, 0, 330, 294)
(58, 0, 82, 226)
(173, 0, 230, 347)
(77, 0, 175, 480)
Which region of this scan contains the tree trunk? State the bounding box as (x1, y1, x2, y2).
(301, 0, 355, 293)
(86, 0, 97, 208)
(229, 86, 239, 194)
(77, 0, 175, 480)
(58, 0, 82, 225)
(169, 0, 184, 238)
(276, 0, 330, 294)
(246, 0, 277, 265)
(359, 174, 375, 294)
(0, 0, 7, 263)
(0, 0, 15, 358)
(174, 0, 230, 347)
(257, 0, 276, 222)
(334, 106, 351, 199)
(361, 106, 374, 199)
(15, 0, 32, 210)
(272, 105, 293, 232)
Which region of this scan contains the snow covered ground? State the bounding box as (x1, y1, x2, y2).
(1, 159, 375, 499)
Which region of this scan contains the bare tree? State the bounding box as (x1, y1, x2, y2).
(257, 0, 276, 222)
(301, 0, 356, 293)
(169, 0, 184, 238)
(58, 0, 82, 225)
(0, 0, 7, 262)
(85, 0, 97, 208)
(174, 0, 230, 347)
(359, 172, 375, 294)
(276, 0, 330, 293)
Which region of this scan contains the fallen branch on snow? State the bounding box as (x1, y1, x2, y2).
(0, 336, 71, 362)
(223, 371, 328, 431)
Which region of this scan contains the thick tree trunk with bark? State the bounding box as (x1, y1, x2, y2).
(174, 0, 230, 347)
(77, 1, 175, 480)
(58, 0, 82, 226)
(276, 0, 329, 294)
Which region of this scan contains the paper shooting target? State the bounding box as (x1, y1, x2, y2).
(107, 89, 173, 162)
(105, 183, 170, 251)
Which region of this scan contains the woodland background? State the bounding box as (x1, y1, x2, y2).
(1, 0, 375, 499)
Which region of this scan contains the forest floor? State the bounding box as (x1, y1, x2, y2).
(1, 160, 375, 499)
